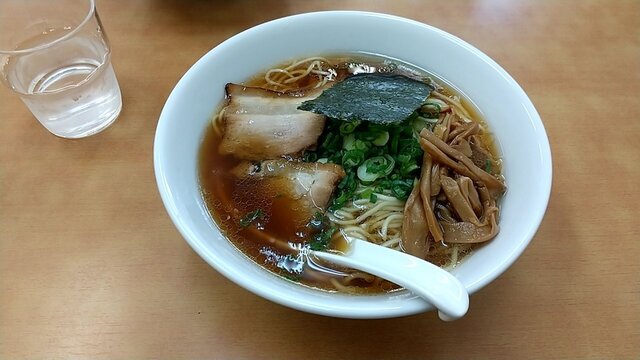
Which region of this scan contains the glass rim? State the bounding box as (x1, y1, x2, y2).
(0, 0, 97, 55)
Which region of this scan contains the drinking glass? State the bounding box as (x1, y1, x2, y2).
(0, 0, 122, 138)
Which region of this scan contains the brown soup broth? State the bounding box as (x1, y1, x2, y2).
(199, 54, 501, 293)
(200, 126, 369, 291)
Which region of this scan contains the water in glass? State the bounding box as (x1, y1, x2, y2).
(4, 27, 121, 138)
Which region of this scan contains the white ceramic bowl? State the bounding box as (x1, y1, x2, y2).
(154, 11, 552, 319)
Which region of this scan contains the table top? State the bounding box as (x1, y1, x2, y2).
(1, 1, 638, 358)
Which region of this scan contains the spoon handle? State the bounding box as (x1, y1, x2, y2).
(312, 238, 469, 321)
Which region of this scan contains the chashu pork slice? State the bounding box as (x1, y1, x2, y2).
(232, 160, 345, 225)
(219, 84, 326, 160)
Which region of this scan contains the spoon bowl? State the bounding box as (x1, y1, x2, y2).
(311, 238, 469, 321)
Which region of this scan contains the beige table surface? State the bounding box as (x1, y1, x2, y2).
(1, 0, 639, 359)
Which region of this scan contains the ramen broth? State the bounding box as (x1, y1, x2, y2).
(199, 125, 388, 291)
(199, 54, 502, 293)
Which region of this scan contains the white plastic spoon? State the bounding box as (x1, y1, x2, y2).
(310, 237, 469, 321)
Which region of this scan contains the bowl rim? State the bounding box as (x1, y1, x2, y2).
(154, 10, 552, 318)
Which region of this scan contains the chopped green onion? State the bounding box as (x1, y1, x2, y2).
(372, 131, 390, 146)
(330, 172, 358, 210)
(366, 154, 395, 174)
(485, 159, 492, 173)
(342, 133, 356, 150)
(398, 140, 423, 160)
(396, 154, 411, 164)
(357, 155, 395, 182)
(354, 139, 369, 151)
(421, 102, 441, 118)
(357, 165, 379, 183)
(390, 179, 413, 200)
(390, 131, 400, 155)
(342, 149, 365, 168)
(411, 117, 428, 134)
(339, 120, 361, 135)
(337, 171, 355, 190)
(322, 132, 341, 151)
(359, 187, 374, 200)
(412, 116, 438, 135)
(309, 227, 336, 251)
(239, 209, 265, 227)
(308, 211, 324, 229)
(400, 163, 420, 176)
(313, 115, 427, 210)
